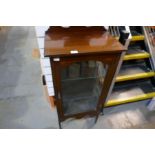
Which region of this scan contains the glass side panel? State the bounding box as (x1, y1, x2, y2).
(61, 61, 108, 115)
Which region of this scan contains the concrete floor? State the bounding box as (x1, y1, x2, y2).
(0, 26, 155, 129)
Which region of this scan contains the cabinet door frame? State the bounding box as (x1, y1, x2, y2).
(51, 52, 123, 121)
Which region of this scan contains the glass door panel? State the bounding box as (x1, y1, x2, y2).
(61, 61, 108, 115)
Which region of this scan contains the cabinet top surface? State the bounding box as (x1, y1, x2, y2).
(44, 26, 126, 57)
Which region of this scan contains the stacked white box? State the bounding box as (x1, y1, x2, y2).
(35, 26, 55, 96)
(37, 37, 44, 49)
(35, 26, 49, 37)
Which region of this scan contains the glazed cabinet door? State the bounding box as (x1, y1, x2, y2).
(60, 60, 108, 116)
(53, 56, 108, 117)
(51, 54, 122, 121)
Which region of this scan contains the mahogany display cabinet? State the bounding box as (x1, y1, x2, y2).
(44, 26, 127, 128)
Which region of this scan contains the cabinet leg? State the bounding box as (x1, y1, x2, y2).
(95, 115, 99, 124)
(58, 121, 62, 129)
(100, 111, 104, 116)
(100, 108, 104, 115)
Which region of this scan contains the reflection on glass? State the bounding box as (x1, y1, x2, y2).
(61, 61, 108, 115)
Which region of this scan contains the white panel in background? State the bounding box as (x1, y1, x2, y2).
(46, 81, 54, 87)
(47, 87, 55, 96)
(42, 67, 52, 75)
(39, 48, 44, 58)
(40, 58, 51, 67)
(37, 37, 45, 49)
(45, 75, 53, 82)
(35, 26, 49, 37)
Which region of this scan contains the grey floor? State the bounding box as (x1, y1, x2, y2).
(0, 26, 155, 129)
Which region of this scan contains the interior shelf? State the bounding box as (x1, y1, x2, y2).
(61, 78, 100, 115)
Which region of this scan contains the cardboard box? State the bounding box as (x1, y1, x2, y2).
(32, 48, 40, 59)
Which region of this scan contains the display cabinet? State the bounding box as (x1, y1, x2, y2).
(44, 26, 126, 128)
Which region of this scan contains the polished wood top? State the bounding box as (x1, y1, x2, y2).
(44, 26, 126, 57)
